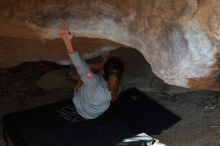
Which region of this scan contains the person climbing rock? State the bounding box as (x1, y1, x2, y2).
(58, 23, 124, 122)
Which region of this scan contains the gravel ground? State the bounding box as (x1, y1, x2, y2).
(147, 91, 220, 146)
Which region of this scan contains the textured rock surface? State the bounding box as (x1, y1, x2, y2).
(35, 69, 73, 91)
(0, 0, 220, 90)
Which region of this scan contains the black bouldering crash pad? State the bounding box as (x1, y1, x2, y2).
(2, 88, 181, 146)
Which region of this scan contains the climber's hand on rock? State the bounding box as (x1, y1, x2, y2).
(59, 23, 74, 42)
(59, 23, 75, 54)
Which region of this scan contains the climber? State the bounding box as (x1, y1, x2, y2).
(58, 23, 124, 122)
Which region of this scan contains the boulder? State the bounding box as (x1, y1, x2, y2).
(35, 69, 73, 91)
(0, 0, 220, 90)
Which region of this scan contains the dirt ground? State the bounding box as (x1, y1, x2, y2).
(1, 52, 220, 146)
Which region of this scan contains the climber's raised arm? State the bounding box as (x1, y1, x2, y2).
(59, 24, 96, 85)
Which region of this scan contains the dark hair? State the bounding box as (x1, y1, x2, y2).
(103, 57, 124, 81)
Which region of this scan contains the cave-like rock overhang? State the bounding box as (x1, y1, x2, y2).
(0, 0, 220, 90)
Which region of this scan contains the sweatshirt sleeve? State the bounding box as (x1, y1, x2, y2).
(68, 52, 96, 85)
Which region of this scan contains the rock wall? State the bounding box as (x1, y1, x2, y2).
(0, 0, 220, 90)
